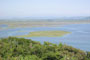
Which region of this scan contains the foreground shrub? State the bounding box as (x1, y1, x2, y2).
(0, 37, 90, 60)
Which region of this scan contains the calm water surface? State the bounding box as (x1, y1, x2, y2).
(0, 24, 90, 51)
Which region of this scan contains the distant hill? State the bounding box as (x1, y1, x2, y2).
(0, 16, 90, 21)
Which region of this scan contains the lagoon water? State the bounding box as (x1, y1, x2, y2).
(0, 24, 90, 51)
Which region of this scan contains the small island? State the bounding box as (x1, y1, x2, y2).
(17, 31, 70, 37)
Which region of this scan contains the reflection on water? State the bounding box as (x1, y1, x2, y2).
(0, 24, 8, 29)
(0, 24, 8, 27)
(0, 24, 90, 51)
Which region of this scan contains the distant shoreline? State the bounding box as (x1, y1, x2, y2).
(0, 20, 90, 28)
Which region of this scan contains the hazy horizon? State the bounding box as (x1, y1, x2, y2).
(0, 0, 90, 19)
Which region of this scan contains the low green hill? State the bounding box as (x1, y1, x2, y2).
(0, 37, 90, 60)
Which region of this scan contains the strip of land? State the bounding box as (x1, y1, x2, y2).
(0, 20, 90, 28)
(17, 31, 70, 37)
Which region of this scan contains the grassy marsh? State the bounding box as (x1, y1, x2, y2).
(17, 31, 70, 37)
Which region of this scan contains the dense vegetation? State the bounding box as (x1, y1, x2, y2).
(0, 37, 90, 60)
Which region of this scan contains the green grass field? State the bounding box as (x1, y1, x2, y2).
(17, 31, 70, 37)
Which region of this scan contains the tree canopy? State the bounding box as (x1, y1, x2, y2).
(0, 37, 90, 60)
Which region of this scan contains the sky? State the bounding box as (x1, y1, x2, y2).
(0, 0, 90, 19)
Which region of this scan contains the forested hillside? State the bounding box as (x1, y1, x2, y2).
(0, 37, 90, 60)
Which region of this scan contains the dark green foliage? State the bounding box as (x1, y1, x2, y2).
(86, 52, 90, 59)
(0, 37, 90, 60)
